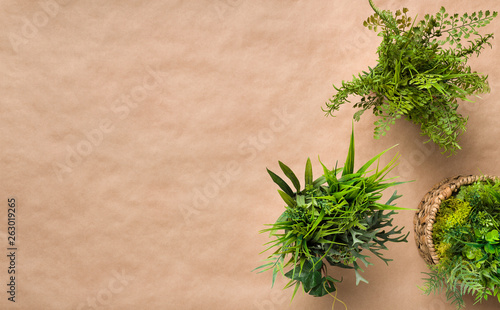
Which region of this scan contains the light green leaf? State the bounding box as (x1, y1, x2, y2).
(485, 243, 496, 254)
(278, 190, 296, 207)
(354, 265, 368, 285)
(356, 144, 397, 175)
(486, 230, 499, 242)
(312, 176, 326, 188)
(296, 195, 306, 207)
(305, 158, 313, 186)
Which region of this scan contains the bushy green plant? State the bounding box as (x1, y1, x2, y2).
(421, 179, 500, 309)
(324, 0, 497, 155)
(255, 128, 410, 300)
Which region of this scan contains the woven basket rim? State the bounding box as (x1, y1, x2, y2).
(414, 174, 498, 265)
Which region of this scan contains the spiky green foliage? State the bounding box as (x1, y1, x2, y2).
(255, 128, 410, 300)
(324, 1, 497, 155)
(421, 179, 500, 309)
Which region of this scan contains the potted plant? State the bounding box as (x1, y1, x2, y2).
(255, 128, 410, 301)
(415, 175, 500, 309)
(324, 0, 497, 155)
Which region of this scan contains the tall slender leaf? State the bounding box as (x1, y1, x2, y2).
(267, 168, 294, 196)
(305, 158, 313, 186)
(278, 190, 296, 208)
(343, 126, 355, 176)
(279, 161, 301, 191)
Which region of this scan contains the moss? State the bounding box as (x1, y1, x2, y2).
(433, 197, 472, 261)
(433, 198, 472, 237)
(436, 242, 452, 262)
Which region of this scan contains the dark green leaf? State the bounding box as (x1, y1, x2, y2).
(343, 125, 355, 176)
(267, 168, 294, 196)
(279, 161, 301, 192)
(303, 271, 322, 292)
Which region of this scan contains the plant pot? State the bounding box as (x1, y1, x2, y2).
(413, 175, 498, 265)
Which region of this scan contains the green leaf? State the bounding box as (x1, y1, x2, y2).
(465, 247, 476, 260)
(311, 257, 324, 271)
(267, 168, 294, 197)
(343, 125, 355, 176)
(312, 176, 327, 188)
(290, 281, 300, 302)
(356, 144, 397, 175)
(305, 158, 313, 186)
(296, 195, 306, 207)
(354, 109, 365, 121)
(485, 243, 496, 254)
(354, 268, 369, 285)
(303, 271, 322, 292)
(279, 161, 301, 192)
(486, 230, 499, 242)
(308, 282, 326, 296)
(384, 190, 402, 206)
(275, 211, 289, 224)
(252, 260, 275, 273)
(285, 266, 307, 282)
(278, 190, 296, 207)
(271, 265, 279, 288)
(371, 202, 414, 211)
(304, 209, 326, 239)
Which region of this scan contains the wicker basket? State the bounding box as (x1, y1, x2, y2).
(414, 175, 498, 265)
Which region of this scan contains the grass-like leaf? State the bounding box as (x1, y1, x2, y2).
(343, 125, 355, 176)
(277, 190, 296, 208)
(305, 158, 313, 186)
(267, 168, 294, 197)
(279, 161, 301, 192)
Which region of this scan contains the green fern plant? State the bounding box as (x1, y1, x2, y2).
(255, 127, 411, 301)
(324, 0, 497, 155)
(421, 179, 500, 309)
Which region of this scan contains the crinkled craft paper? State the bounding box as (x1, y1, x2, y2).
(1, 0, 499, 309)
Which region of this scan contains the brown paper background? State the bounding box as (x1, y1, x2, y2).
(1, 0, 500, 309)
